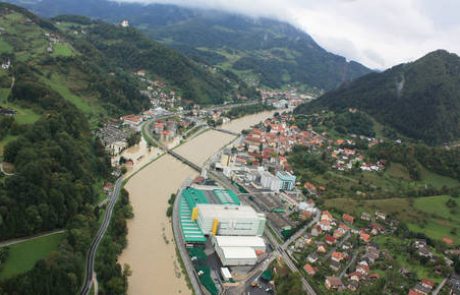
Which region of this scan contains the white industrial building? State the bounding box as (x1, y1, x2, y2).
(260, 171, 281, 192)
(212, 236, 266, 252)
(213, 235, 266, 266)
(195, 204, 266, 236)
(216, 246, 258, 266)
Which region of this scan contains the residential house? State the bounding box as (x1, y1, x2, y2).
(343, 213, 355, 224)
(356, 261, 370, 276)
(305, 235, 314, 246)
(307, 252, 319, 264)
(311, 225, 322, 237)
(325, 276, 343, 290)
(361, 212, 372, 222)
(325, 235, 336, 246)
(370, 223, 385, 235)
(331, 251, 345, 263)
(319, 220, 332, 232)
(330, 260, 341, 272)
(348, 280, 359, 291)
(317, 242, 327, 254)
(362, 246, 380, 264)
(349, 272, 362, 282)
(360, 230, 371, 243)
(412, 282, 432, 295)
(420, 279, 435, 290)
(375, 211, 387, 221)
(321, 210, 334, 222)
(304, 264, 317, 276)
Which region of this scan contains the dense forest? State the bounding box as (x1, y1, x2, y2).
(1, 68, 109, 239)
(7, 0, 372, 91)
(297, 50, 460, 145)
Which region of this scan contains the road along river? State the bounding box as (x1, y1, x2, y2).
(118, 110, 277, 295)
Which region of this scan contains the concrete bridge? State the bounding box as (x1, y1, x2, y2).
(210, 127, 240, 136)
(167, 149, 202, 172)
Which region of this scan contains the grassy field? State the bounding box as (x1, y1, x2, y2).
(418, 165, 460, 189)
(43, 74, 106, 128)
(44, 74, 94, 114)
(0, 233, 64, 280)
(0, 12, 48, 62)
(0, 39, 13, 54)
(51, 43, 75, 57)
(9, 104, 41, 125)
(373, 236, 444, 283)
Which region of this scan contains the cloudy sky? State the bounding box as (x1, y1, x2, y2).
(116, 0, 460, 69)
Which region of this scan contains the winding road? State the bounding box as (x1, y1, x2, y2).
(79, 177, 124, 295)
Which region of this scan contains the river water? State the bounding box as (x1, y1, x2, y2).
(118, 111, 276, 295)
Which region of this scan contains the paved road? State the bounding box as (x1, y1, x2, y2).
(282, 211, 320, 250)
(322, 232, 351, 262)
(339, 250, 359, 278)
(79, 177, 123, 295)
(432, 278, 447, 295)
(264, 229, 317, 295)
(0, 229, 65, 248)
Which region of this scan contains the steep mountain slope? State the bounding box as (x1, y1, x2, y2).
(296, 50, 460, 145)
(7, 0, 372, 91)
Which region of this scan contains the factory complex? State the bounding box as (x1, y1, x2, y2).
(178, 182, 267, 268)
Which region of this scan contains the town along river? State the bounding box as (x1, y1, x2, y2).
(118, 110, 277, 295)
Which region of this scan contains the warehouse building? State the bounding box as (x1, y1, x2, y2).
(195, 204, 266, 236)
(179, 187, 243, 243)
(212, 236, 266, 253)
(215, 246, 258, 266)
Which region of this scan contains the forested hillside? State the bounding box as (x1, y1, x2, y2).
(297, 50, 460, 145)
(7, 0, 372, 91)
(53, 15, 258, 105)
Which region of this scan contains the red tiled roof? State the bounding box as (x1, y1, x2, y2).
(421, 279, 435, 288)
(343, 213, 355, 224)
(304, 264, 316, 275)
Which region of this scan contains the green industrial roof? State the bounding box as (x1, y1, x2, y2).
(213, 189, 241, 205)
(182, 188, 209, 209)
(178, 192, 206, 243)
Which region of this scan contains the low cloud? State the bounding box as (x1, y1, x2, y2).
(113, 0, 460, 69)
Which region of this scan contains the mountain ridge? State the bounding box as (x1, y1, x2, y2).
(296, 49, 460, 145)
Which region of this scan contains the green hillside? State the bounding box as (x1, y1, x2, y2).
(297, 50, 460, 145)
